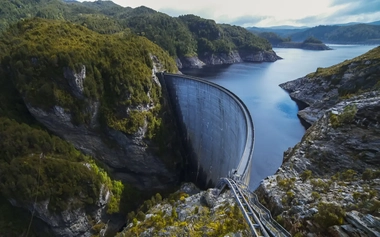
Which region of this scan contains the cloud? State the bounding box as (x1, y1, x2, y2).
(227, 15, 269, 27)
(80, 0, 380, 27)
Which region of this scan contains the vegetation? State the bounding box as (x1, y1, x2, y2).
(0, 1, 272, 59)
(329, 104, 358, 128)
(119, 190, 249, 236)
(303, 36, 323, 44)
(290, 24, 380, 43)
(0, 18, 176, 135)
(300, 170, 312, 182)
(313, 202, 345, 231)
(0, 117, 124, 212)
(308, 46, 380, 97)
(258, 32, 291, 46)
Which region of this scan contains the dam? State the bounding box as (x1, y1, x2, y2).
(158, 73, 254, 187)
(158, 73, 291, 237)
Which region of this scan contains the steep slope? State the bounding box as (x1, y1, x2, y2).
(0, 0, 279, 68)
(0, 17, 182, 235)
(0, 17, 179, 190)
(117, 183, 250, 236)
(256, 47, 380, 236)
(280, 46, 380, 124)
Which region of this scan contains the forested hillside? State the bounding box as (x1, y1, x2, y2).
(290, 24, 380, 43)
(0, 0, 273, 61)
(0, 15, 178, 236)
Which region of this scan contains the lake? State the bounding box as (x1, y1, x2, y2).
(181, 44, 377, 190)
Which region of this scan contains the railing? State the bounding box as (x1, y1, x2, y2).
(217, 178, 292, 237)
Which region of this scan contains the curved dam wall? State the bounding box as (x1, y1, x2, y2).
(159, 73, 254, 188)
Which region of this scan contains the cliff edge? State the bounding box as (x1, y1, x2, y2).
(256, 46, 380, 236)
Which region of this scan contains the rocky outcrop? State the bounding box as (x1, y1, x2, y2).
(239, 49, 282, 62)
(119, 183, 251, 236)
(257, 47, 380, 236)
(256, 95, 380, 236)
(25, 61, 178, 191)
(9, 184, 111, 237)
(280, 51, 380, 124)
(176, 50, 281, 69)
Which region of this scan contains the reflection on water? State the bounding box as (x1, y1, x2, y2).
(181, 44, 377, 190)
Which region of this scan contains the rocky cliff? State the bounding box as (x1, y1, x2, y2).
(177, 50, 281, 69)
(118, 183, 251, 236)
(0, 18, 181, 236)
(256, 46, 380, 236)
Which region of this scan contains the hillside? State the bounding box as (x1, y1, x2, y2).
(290, 24, 380, 44)
(258, 32, 331, 50)
(256, 46, 380, 236)
(0, 17, 180, 236)
(0, 0, 278, 68)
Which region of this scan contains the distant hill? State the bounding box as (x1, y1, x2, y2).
(248, 23, 380, 44)
(290, 24, 380, 44)
(246, 26, 307, 37)
(259, 32, 331, 50)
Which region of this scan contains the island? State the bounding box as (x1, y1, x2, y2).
(259, 32, 332, 50)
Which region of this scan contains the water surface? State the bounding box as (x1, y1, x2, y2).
(181, 44, 377, 190)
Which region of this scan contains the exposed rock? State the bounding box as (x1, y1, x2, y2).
(177, 56, 206, 69)
(8, 184, 111, 237)
(176, 50, 281, 69)
(199, 50, 242, 65)
(239, 50, 282, 62)
(257, 48, 380, 236)
(279, 51, 380, 125)
(119, 183, 251, 236)
(63, 65, 86, 99)
(22, 55, 179, 191)
(26, 104, 175, 190)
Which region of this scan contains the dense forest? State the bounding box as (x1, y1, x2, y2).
(248, 23, 380, 44)
(288, 24, 380, 44)
(0, 0, 272, 59)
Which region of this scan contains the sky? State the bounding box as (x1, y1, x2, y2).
(82, 0, 380, 27)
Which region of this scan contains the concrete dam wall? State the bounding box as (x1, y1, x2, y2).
(159, 73, 254, 188)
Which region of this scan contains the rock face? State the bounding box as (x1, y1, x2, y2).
(25, 61, 177, 191)
(257, 47, 380, 236)
(9, 184, 111, 237)
(119, 183, 251, 236)
(176, 50, 281, 69)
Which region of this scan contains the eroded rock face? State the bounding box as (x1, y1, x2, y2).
(119, 183, 251, 236)
(257, 49, 380, 236)
(9, 184, 111, 237)
(176, 50, 280, 69)
(279, 58, 380, 124)
(256, 93, 380, 236)
(25, 61, 177, 191)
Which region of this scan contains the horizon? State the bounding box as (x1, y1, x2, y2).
(78, 0, 380, 28)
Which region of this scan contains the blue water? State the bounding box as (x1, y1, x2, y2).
(181, 44, 378, 190)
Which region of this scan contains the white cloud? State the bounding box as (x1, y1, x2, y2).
(80, 0, 380, 27)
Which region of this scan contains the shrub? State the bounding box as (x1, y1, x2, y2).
(300, 170, 312, 182)
(313, 202, 345, 231)
(340, 169, 357, 181)
(330, 105, 358, 128)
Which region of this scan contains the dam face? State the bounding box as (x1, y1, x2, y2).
(159, 73, 254, 188)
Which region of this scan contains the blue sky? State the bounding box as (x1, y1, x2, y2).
(81, 0, 380, 27)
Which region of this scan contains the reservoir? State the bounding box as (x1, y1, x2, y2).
(181, 44, 377, 190)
